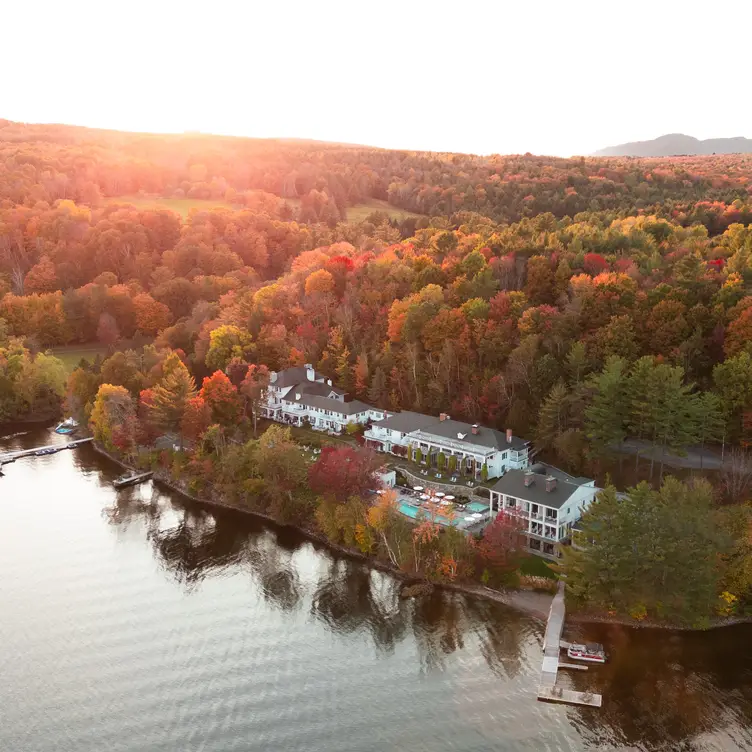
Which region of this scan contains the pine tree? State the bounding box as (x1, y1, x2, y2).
(535, 382, 569, 451)
(585, 356, 629, 461)
(150, 359, 197, 447)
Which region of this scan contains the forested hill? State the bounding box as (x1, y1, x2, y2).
(595, 133, 752, 157)
(2, 119, 752, 226)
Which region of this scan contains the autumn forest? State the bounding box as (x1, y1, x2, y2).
(2, 119, 752, 624)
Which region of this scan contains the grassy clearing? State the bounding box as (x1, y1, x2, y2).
(50, 338, 151, 373)
(50, 344, 110, 372)
(519, 554, 557, 580)
(346, 199, 423, 223)
(107, 195, 239, 217)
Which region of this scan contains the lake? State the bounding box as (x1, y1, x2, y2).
(2, 426, 752, 751)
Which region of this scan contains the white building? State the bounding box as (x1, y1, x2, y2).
(263, 365, 387, 432)
(364, 411, 529, 480)
(488, 464, 599, 559)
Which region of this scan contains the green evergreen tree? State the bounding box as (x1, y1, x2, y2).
(585, 356, 629, 461)
(535, 382, 569, 451)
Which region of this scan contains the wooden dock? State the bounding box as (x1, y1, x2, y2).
(0, 437, 93, 466)
(537, 580, 603, 707)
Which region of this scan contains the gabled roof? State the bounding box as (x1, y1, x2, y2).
(418, 418, 529, 452)
(287, 393, 372, 416)
(490, 469, 585, 510)
(371, 411, 440, 434)
(270, 366, 326, 388)
(295, 381, 346, 398)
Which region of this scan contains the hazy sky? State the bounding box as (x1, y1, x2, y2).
(3, 0, 748, 156)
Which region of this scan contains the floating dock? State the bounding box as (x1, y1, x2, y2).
(537, 581, 603, 707)
(113, 471, 153, 489)
(0, 437, 93, 466)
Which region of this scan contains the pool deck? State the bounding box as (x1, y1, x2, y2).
(395, 488, 489, 533)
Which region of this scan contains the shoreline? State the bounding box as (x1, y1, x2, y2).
(90, 442, 751, 632)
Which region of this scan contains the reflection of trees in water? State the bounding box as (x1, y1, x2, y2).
(244, 531, 302, 612)
(310, 558, 406, 653)
(411, 591, 469, 673)
(462, 597, 533, 681)
(567, 624, 752, 751)
(103, 485, 163, 535)
(149, 509, 250, 590)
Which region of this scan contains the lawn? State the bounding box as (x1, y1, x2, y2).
(345, 199, 423, 223)
(519, 554, 557, 580)
(107, 195, 240, 217)
(50, 344, 110, 372)
(50, 338, 151, 373)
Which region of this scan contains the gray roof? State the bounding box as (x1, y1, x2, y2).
(271, 366, 326, 388)
(288, 393, 373, 416)
(296, 381, 346, 398)
(371, 411, 529, 451)
(371, 411, 440, 435)
(490, 469, 581, 510)
(419, 418, 529, 452)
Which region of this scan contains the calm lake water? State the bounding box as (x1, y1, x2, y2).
(2, 426, 752, 752)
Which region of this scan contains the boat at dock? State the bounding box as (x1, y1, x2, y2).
(34, 447, 59, 456)
(113, 471, 153, 489)
(55, 418, 79, 435)
(567, 643, 606, 663)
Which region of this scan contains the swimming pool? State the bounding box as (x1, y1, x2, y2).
(398, 501, 422, 519)
(467, 501, 488, 513)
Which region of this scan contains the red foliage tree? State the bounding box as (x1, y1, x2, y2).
(583, 253, 609, 276)
(181, 395, 212, 442)
(474, 511, 528, 573)
(308, 446, 380, 501)
(199, 370, 242, 426)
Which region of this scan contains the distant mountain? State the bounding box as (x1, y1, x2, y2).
(594, 133, 752, 157)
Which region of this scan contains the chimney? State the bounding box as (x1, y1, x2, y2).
(305, 364, 315, 381)
(506, 428, 513, 444)
(440, 413, 447, 422)
(270, 371, 277, 383)
(546, 476, 557, 493)
(524, 471, 534, 487)
(471, 424, 479, 435)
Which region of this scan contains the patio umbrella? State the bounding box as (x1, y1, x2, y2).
(413, 486, 424, 491)
(472, 512, 483, 519)
(435, 492, 445, 497)
(420, 494, 430, 500)
(464, 516, 475, 522)
(445, 495, 455, 501)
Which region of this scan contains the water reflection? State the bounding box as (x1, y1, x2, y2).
(4, 424, 752, 752)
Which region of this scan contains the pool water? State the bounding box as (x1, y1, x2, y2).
(398, 502, 421, 519)
(467, 501, 488, 513)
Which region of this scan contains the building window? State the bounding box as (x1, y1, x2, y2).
(501, 452, 507, 460)
(505, 496, 516, 508)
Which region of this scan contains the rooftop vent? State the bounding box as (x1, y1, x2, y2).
(457, 432, 466, 440)
(295, 393, 301, 400)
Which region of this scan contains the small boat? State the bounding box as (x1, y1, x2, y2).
(567, 642, 606, 663)
(113, 471, 153, 489)
(55, 418, 79, 435)
(35, 447, 58, 456)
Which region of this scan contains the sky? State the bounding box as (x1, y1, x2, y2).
(2, 0, 749, 157)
